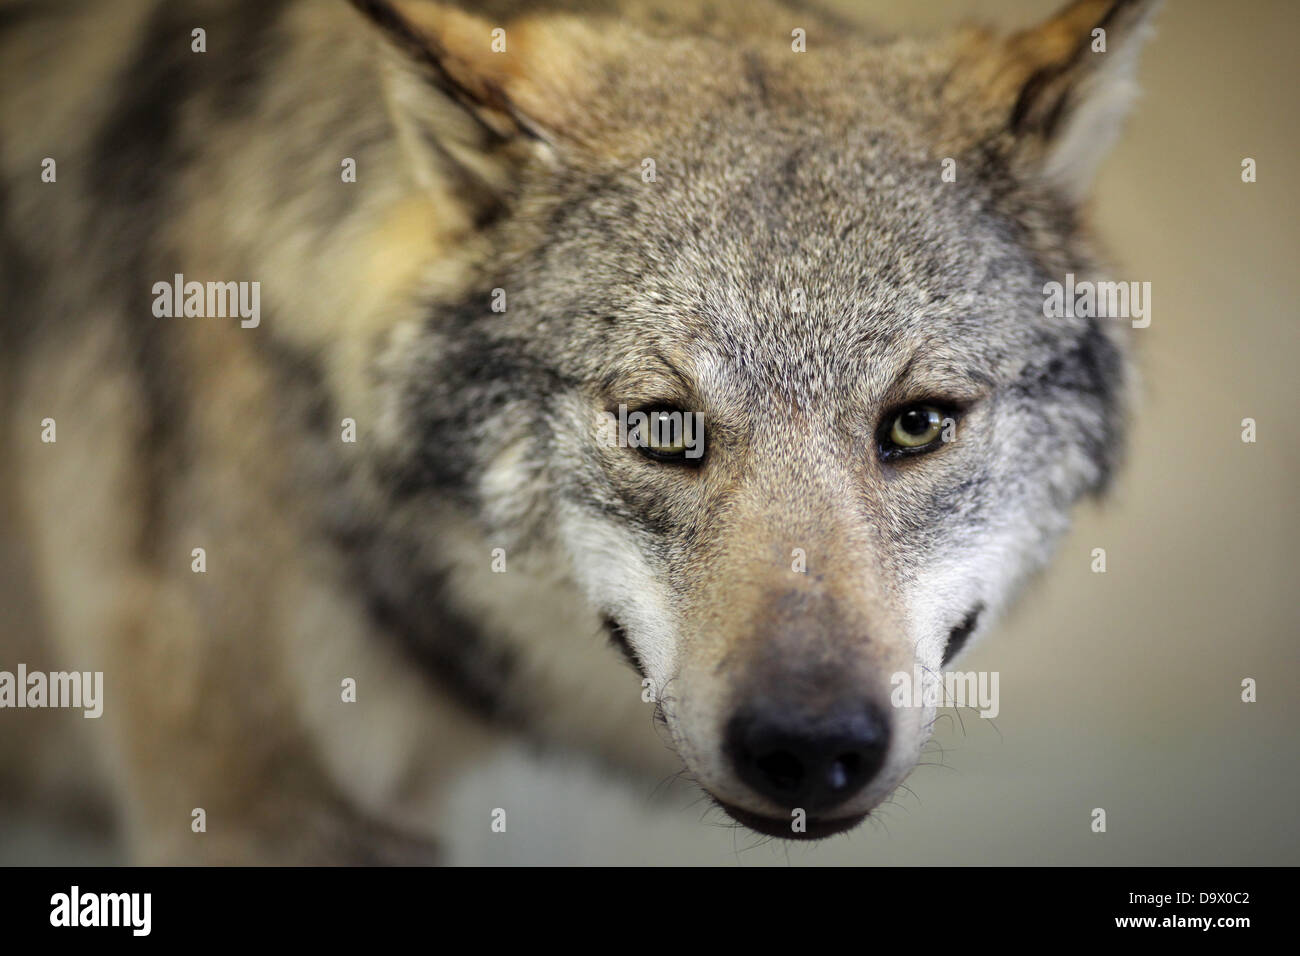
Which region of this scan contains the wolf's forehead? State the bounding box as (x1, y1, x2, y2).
(570, 127, 1041, 320)
(533, 111, 1066, 399)
(580, 178, 1047, 384)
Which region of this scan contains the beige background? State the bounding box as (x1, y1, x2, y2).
(441, 0, 1300, 865)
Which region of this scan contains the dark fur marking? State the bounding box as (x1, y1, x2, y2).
(1010, 64, 1062, 135)
(388, 299, 580, 501)
(209, 0, 291, 120)
(262, 339, 529, 727)
(340, 517, 528, 726)
(1010, 320, 1124, 493)
(0, 179, 40, 380)
(263, 337, 335, 438)
(0, 0, 73, 32)
(1010, 0, 1136, 137)
(346, 0, 542, 143)
(743, 50, 769, 107)
(942, 604, 983, 666)
(603, 616, 646, 678)
(87, 1, 205, 558)
(82, 0, 292, 559)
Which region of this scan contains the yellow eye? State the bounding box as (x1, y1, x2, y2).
(646, 411, 688, 455)
(888, 405, 945, 449)
(631, 407, 703, 463)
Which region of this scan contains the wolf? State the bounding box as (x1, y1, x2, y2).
(0, 0, 1158, 861)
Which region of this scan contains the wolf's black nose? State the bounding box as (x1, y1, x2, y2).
(726, 705, 890, 813)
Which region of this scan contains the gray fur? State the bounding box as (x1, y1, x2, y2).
(0, 0, 1157, 858)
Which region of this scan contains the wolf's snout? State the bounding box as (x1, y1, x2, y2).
(726, 703, 891, 813)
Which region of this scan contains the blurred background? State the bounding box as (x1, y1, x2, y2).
(2, 0, 1297, 865)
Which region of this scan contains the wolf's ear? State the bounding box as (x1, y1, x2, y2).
(982, 0, 1162, 201)
(348, 0, 602, 198)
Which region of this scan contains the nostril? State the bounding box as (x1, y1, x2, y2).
(754, 749, 803, 793)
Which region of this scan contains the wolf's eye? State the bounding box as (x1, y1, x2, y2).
(630, 406, 703, 464)
(883, 404, 946, 453)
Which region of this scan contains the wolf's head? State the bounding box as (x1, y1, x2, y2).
(354, 0, 1157, 838)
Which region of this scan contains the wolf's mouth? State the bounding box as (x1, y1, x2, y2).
(602, 616, 646, 678)
(718, 801, 866, 841)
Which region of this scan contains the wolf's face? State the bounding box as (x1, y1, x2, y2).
(361, 0, 1155, 838)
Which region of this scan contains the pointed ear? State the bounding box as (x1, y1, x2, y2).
(984, 0, 1162, 201)
(347, 0, 605, 200)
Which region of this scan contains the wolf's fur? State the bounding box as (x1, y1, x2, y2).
(0, 0, 1158, 861)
